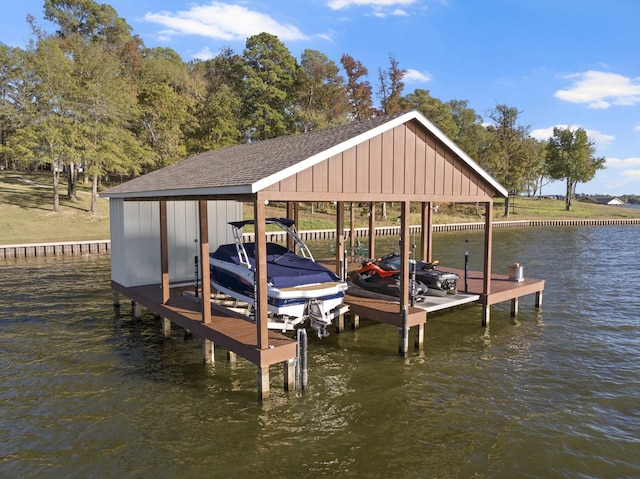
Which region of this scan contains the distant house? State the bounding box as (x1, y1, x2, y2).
(580, 196, 625, 206)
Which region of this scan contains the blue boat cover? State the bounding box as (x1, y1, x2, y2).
(211, 242, 339, 288)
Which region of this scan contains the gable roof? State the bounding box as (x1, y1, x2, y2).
(101, 110, 507, 200)
(580, 196, 625, 205)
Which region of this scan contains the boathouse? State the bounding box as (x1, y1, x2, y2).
(101, 110, 542, 398)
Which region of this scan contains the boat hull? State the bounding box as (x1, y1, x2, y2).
(209, 254, 348, 335)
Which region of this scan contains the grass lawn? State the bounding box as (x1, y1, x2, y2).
(1, 170, 638, 245)
(0, 170, 111, 244)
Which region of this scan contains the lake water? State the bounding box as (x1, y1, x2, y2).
(1, 225, 638, 478)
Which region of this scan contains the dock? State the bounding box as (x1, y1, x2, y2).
(111, 281, 298, 395)
(336, 265, 544, 353)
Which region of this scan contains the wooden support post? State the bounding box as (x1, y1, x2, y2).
(112, 291, 120, 307)
(421, 202, 433, 262)
(198, 201, 212, 324)
(399, 306, 409, 356)
(349, 202, 356, 254)
(160, 201, 170, 305)
(482, 202, 493, 327)
(335, 202, 345, 278)
(335, 313, 345, 333)
(203, 339, 215, 364)
(133, 301, 142, 318)
(535, 291, 543, 308)
(227, 351, 237, 362)
(258, 366, 270, 400)
(368, 202, 376, 259)
(414, 324, 425, 350)
(482, 305, 491, 327)
(511, 298, 519, 316)
(254, 198, 269, 351)
(286, 202, 295, 251)
(351, 313, 360, 330)
(284, 359, 295, 391)
(162, 317, 171, 338)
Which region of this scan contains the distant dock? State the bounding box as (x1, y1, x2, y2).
(1, 217, 638, 259)
(0, 240, 110, 259)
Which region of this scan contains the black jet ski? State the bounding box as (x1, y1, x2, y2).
(350, 252, 459, 299)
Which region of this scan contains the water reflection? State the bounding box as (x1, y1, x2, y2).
(1, 227, 639, 477)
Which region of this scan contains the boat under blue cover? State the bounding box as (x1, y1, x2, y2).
(211, 242, 340, 288)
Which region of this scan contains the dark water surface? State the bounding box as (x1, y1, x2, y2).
(1, 226, 638, 478)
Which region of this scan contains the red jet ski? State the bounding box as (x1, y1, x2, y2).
(349, 252, 459, 300)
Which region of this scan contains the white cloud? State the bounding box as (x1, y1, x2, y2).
(193, 46, 215, 60)
(328, 0, 417, 9)
(634, 124, 640, 132)
(554, 71, 640, 109)
(143, 2, 310, 42)
(530, 124, 614, 149)
(605, 157, 640, 168)
(403, 69, 432, 83)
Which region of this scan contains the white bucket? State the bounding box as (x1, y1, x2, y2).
(508, 263, 524, 282)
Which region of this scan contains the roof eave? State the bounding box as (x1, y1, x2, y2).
(254, 110, 509, 198)
(100, 185, 253, 200)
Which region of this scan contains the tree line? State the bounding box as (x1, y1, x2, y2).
(0, 0, 605, 214)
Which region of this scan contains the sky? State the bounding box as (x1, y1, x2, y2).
(1, 0, 640, 196)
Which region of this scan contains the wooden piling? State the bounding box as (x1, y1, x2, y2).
(284, 359, 295, 391)
(162, 318, 171, 338)
(203, 339, 214, 364)
(258, 366, 270, 399)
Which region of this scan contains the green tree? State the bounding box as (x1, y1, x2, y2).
(296, 49, 350, 132)
(188, 47, 245, 152)
(242, 32, 299, 141)
(403, 89, 458, 138)
(137, 47, 200, 169)
(0, 44, 29, 171)
(340, 54, 373, 121)
(377, 54, 406, 115)
(446, 99, 486, 161)
(485, 104, 531, 217)
(7, 37, 78, 211)
(546, 126, 606, 211)
(522, 138, 549, 197)
(38, 0, 153, 212)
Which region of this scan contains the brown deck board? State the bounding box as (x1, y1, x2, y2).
(112, 281, 297, 367)
(344, 293, 427, 327)
(445, 267, 545, 306)
(331, 259, 544, 320)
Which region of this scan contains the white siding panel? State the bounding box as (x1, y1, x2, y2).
(109, 199, 126, 285)
(110, 199, 241, 288)
(168, 201, 199, 283)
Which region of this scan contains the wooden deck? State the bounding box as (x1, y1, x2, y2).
(339, 263, 544, 329)
(344, 293, 426, 328)
(111, 281, 297, 368)
(444, 267, 545, 307)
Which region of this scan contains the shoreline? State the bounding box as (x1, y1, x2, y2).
(2, 218, 639, 259)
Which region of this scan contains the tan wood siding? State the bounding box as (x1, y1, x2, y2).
(393, 125, 405, 194)
(425, 135, 436, 195)
(414, 128, 426, 195)
(381, 129, 394, 194)
(370, 134, 383, 194)
(328, 154, 342, 193)
(405, 124, 417, 194)
(342, 147, 357, 193)
(356, 141, 370, 193)
(312, 158, 328, 192)
(262, 119, 498, 201)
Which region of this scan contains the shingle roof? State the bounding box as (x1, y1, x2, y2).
(101, 112, 407, 198)
(101, 110, 508, 199)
